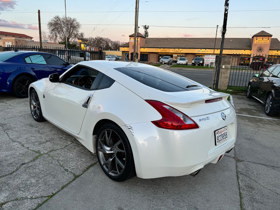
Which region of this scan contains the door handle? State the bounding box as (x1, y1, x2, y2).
(82, 94, 93, 108)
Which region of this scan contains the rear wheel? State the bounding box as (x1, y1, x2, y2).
(13, 75, 33, 98)
(96, 123, 135, 181)
(264, 93, 277, 116)
(30, 89, 45, 122)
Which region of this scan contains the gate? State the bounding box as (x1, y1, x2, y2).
(228, 54, 280, 87)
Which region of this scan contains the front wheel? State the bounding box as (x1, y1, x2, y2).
(30, 89, 45, 122)
(264, 93, 277, 116)
(96, 123, 135, 181)
(247, 84, 252, 98)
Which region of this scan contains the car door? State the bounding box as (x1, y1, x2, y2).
(43, 65, 100, 134)
(24, 54, 52, 79)
(43, 54, 70, 75)
(258, 66, 280, 101)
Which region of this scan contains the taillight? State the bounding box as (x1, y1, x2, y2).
(145, 100, 199, 130)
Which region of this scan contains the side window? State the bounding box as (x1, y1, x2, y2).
(271, 66, 280, 78)
(43, 54, 66, 66)
(24, 54, 47, 64)
(62, 65, 99, 90)
(91, 73, 115, 90)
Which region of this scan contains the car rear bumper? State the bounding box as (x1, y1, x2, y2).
(123, 108, 237, 179)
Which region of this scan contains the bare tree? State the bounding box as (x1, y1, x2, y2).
(48, 16, 80, 47)
(88, 37, 121, 50)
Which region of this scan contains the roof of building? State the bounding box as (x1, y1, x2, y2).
(129, 32, 145, 38)
(121, 37, 280, 50)
(0, 31, 33, 39)
(252, 30, 272, 37)
(143, 38, 252, 50)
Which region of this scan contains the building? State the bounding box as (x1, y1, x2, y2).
(0, 31, 32, 47)
(0, 31, 64, 48)
(120, 31, 280, 65)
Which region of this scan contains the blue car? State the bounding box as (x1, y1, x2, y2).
(0, 51, 71, 97)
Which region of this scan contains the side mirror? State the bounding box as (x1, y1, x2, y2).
(49, 73, 60, 83)
(64, 62, 70, 66)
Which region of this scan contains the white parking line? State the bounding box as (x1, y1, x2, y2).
(236, 113, 280, 120)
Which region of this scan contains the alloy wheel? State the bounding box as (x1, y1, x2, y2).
(264, 94, 272, 114)
(97, 128, 126, 177)
(29, 89, 45, 122)
(247, 84, 252, 98)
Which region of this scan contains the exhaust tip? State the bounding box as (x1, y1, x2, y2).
(226, 148, 233, 153)
(190, 169, 201, 177)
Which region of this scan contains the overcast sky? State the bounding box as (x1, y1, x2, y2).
(0, 0, 280, 43)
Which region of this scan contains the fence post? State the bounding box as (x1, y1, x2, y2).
(213, 55, 231, 90)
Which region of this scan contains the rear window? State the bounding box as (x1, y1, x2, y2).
(0, 52, 17, 62)
(115, 66, 200, 92)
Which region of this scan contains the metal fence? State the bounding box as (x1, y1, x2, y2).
(2, 46, 105, 64)
(228, 54, 280, 87)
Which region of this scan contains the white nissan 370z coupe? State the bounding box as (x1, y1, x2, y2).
(29, 61, 237, 181)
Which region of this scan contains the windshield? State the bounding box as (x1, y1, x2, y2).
(115, 66, 201, 92)
(0, 52, 17, 62)
(162, 56, 170, 59)
(179, 57, 186, 60)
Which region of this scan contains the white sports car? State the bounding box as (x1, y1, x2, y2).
(29, 61, 237, 181)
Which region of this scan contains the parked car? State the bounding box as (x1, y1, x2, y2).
(177, 57, 188, 65)
(192, 57, 204, 66)
(247, 64, 280, 116)
(250, 61, 273, 70)
(0, 51, 71, 97)
(29, 61, 237, 181)
(105, 55, 118, 61)
(160, 56, 173, 65)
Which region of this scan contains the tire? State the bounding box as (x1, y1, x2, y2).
(246, 84, 252, 98)
(264, 93, 277, 116)
(29, 89, 45, 122)
(96, 123, 135, 181)
(13, 75, 33, 98)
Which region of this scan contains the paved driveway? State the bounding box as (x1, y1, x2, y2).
(0, 93, 279, 210)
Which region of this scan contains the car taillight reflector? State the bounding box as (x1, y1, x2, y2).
(145, 100, 199, 130)
(205, 97, 222, 103)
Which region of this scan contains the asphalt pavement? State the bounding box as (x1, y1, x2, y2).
(1, 68, 280, 209)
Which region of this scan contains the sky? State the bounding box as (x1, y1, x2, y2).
(0, 0, 280, 43)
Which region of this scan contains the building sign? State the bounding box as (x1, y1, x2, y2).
(255, 38, 270, 44)
(204, 55, 216, 65)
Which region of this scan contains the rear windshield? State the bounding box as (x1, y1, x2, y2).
(115, 66, 201, 92)
(194, 57, 203, 60)
(0, 52, 17, 62)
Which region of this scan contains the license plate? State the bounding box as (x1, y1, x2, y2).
(215, 126, 228, 146)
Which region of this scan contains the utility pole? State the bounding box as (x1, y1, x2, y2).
(38, 10, 42, 49)
(214, 0, 229, 90)
(64, 0, 68, 49)
(133, 0, 139, 62)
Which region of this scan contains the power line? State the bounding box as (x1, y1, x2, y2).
(3, 9, 280, 14)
